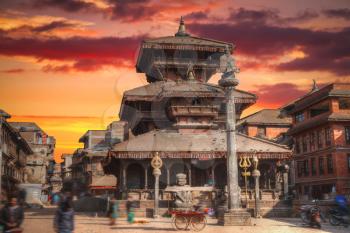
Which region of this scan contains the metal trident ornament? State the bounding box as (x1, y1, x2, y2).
(151, 152, 163, 170)
(239, 156, 252, 205)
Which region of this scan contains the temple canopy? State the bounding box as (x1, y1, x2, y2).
(136, 18, 234, 83)
(109, 129, 291, 160)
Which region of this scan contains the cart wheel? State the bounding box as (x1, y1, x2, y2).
(174, 215, 189, 230)
(190, 215, 207, 231)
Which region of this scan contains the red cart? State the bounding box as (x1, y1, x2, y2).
(170, 210, 207, 231)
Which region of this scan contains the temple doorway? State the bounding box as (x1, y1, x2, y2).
(214, 163, 227, 188)
(126, 163, 144, 189)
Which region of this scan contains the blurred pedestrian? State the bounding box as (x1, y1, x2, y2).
(108, 197, 119, 225)
(0, 197, 24, 233)
(54, 198, 74, 233)
(126, 195, 135, 223)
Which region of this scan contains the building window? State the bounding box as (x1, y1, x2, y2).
(339, 98, 350, 110)
(295, 138, 300, 154)
(295, 112, 304, 123)
(319, 158, 324, 175)
(302, 136, 308, 153)
(325, 127, 331, 146)
(310, 132, 315, 151)
(304, 160, 309, 176)
(345, 127, 350, 144)
(327, 155, 333, 174)
(310, 101, 330, 118)
(257, 126, 266, 137)
(297, 161, 304, 177)
(311, 158, 317, 176)
(347, 154, 350, 172)
(317, 130, 323, 148)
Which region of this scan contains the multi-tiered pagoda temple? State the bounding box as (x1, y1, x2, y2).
(103, 19, 291, 213)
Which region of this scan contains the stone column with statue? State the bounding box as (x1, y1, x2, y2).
(252, 155, 261, 218)
(151, 152, 163, 218)
(217, 46, 251, 226)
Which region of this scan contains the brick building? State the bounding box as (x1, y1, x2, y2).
(9, 122, 56, 193)
(0, 110, 32, 197)
(283, 83, 350, 198)
(238, 109, 292, 144)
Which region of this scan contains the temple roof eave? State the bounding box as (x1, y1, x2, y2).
(109, 129, 291, 160)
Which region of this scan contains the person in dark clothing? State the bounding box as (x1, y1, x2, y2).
(0, 197, 24, 232)
(54, 198, 74, 233)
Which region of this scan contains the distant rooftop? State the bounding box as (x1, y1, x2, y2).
(9, 122, 44, 132)
(0, 109, 11, 119)
(238, 109, 292, 126)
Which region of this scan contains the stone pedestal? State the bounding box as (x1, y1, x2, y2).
(218, 209, 252, 226)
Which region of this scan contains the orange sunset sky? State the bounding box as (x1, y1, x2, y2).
(0, 0, 350, 162)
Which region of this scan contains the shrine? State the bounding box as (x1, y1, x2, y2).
(103, 18, 292, 217)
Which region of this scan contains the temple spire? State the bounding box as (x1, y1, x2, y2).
(175, 16, 189, 37)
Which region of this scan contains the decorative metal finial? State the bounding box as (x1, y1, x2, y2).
(175, 16, 189, 37)
(311, 79, 319, 92)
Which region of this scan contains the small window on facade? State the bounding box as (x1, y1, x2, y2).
(302, 136, 308, 153)
(325, 127, 331, 146)
(345, 127, 350, 144)
(295, 138, 300, 154)
(257, 126, 266, 137)
(317, 130, 323, 148)
(327, 155, 333, 174)
(311, 158, 317, 176)
(297, 161, 304, 177)
(304, 160, 309, 176)
(339, 98, 350, 110)
(319, 157, 324, 175)
(295, 112, 304, 123)
(310, 132, 315, 151)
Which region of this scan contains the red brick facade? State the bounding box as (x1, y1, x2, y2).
(286, 84, 350, 198)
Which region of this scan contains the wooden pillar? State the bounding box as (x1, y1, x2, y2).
(145, 166, 148, 189)
(166, 167, 170, 186)
(211, 165, 215, 187)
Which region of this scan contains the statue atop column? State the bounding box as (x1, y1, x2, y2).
(219, 46, 240, 87)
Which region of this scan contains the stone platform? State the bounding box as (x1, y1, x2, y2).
(217, 209, 252, 226)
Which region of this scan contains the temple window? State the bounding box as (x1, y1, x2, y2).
(345, 126, 350, 144)
(309, 101, 330, 118)
(327, 155, 333, 174)
(295, 112, 304, 123)
(319, 157, 324, 175)
(339, 98, 350, 110)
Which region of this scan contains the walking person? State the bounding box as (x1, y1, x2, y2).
(108, 197, 119, 226)
(126, 195, 135, 223)
(0, 197, 24, 233)
(54, 198, 74, 233)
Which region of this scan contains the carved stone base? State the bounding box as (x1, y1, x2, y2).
(218, 209, 252, 226)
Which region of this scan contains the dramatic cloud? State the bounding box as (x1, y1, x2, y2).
(0, 34, 143, 72)
(33, 0, 97, 12)
(1, 68, 25, 73)
(228, 8, 318, 25)
(251, 83, 307, 108)
(188, 22, 350, 75)
(323, 8, 350, 20)
(184, 11, 208, 21)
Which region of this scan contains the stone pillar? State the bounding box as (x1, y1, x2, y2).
(153, 169, 161, 217)
(252, 156, 261, 218)
(145, 167, 148, 189)
(217, 47, 251, 226)
(151, 152, 163, 218)
(283, 165, 289, 200)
